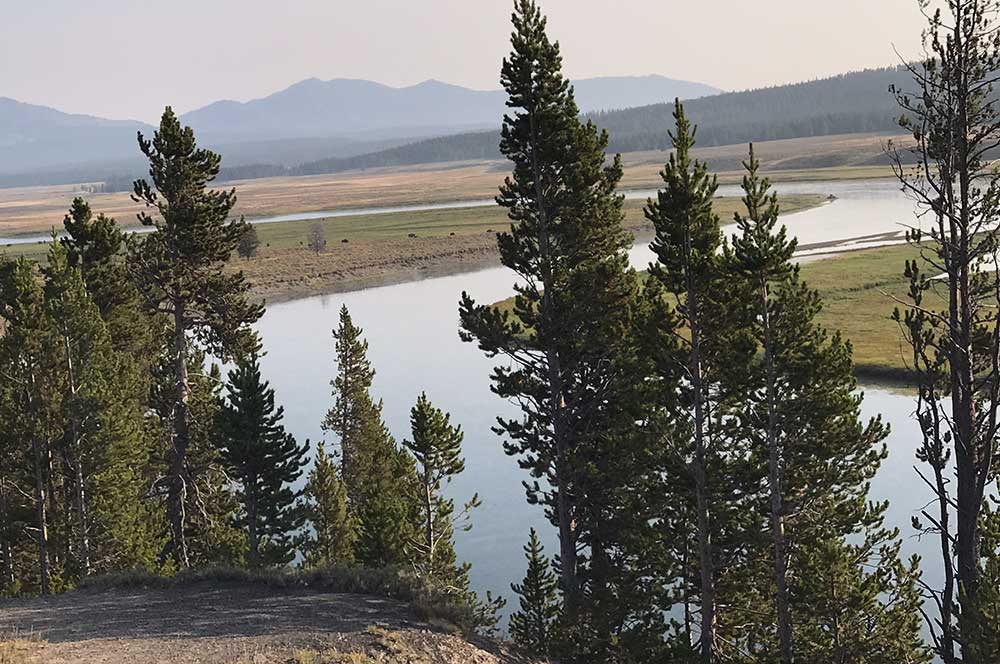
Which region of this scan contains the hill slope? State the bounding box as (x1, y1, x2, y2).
(0, 97, 151, 175)
(295, 66, 910, 176)
(0, 75, 718, 181)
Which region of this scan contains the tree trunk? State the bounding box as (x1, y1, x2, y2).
(761, 280, 794, 664)
(687, 268, 715, 663)
(30, 433, 50, 596)
(423, 471, 435, 574)
(528, 110, 577, 609)
(63, 333, 92, 576)
(248, 483, 259, 567)
(168, 299, 191, 568)
(0, 479, 15, 590)
(73, 456, 91, 576)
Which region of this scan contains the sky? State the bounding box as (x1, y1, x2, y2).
(0, 0, 929, 123)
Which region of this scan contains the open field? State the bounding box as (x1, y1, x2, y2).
(0, 132, 905, 238)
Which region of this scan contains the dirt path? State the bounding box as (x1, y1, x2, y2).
(0, 584, 516, 663)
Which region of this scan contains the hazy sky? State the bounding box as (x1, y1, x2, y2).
(1, 0, 928, 123)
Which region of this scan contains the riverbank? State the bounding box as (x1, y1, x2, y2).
(236, 194, 829, 303)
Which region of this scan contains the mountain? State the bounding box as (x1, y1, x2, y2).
(0, 97, 151, 175)
(0, 75, 718, 181)
(294, 66, 911, 177)
(178, 75, 721, 142)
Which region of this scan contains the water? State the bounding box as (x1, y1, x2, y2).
(250, 182, 940, 627)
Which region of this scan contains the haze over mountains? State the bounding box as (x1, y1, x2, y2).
(0, 74, 720, 182)
(0, 66, 915, 189)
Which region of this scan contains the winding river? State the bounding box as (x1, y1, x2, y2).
(249, 179, 942, 619)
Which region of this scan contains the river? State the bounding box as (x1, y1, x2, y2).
(250, 179, 942, 626)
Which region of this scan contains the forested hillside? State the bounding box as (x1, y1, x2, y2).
(295, 66, 908, 176)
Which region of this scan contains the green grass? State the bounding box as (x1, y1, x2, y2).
(802, 244, 920, 380)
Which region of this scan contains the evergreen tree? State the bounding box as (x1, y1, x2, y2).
(509, 528, 559, 657)
(322, 305, 419, 567)
(298, 442, 356, 567)
(403, 393, 479, 584)
(218, 342, 309, 567)
(128, 107, 263, 567)
(148, 349, 245, 567)
(459, 9, 651, 658)
(645, 101, 756, 662)
(725, 149, 927, 662)
(61, 198, 159, 363)
(41, 241, 160, 579)
(0, 258, 55, 594)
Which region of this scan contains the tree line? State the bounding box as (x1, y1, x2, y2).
(0, 109, 496, 627)
(477, 1, 1000, 662)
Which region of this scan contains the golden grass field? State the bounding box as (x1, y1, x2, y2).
(0, 132, 905, 239)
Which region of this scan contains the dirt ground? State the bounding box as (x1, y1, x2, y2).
(0, 583, 521, 663)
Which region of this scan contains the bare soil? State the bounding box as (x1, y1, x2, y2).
(0, 583, 523, 663)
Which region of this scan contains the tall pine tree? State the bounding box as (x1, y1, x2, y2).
(459, 9, 651, 659)
(725, 148, 927, 663)
(128, 107, 263, 567)
(889, 1, 1000, 659)
(645, 101, 749, 662)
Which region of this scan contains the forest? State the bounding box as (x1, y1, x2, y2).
(3, 1, 1000, 663)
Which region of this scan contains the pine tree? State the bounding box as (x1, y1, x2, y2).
(298, 442, 356, 567)
(509, 528, 559, 657)
(61, 198, 158, 362)
(322, 305, 419, 567)
(128, 107, 263, 567)
(42, 241, 159, 579)
(218, 342, 309, 567)
(459, 9, 650, 656)
(403, 393, 479, 584)
(724, 148, 927, 662)
(645, 101, 744, 662)
(0, 258, 55, 594)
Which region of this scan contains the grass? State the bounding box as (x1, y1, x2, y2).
(0, 629, 40, 664)
(801, 243, 921, 380)
(249, 194, 827, 250)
